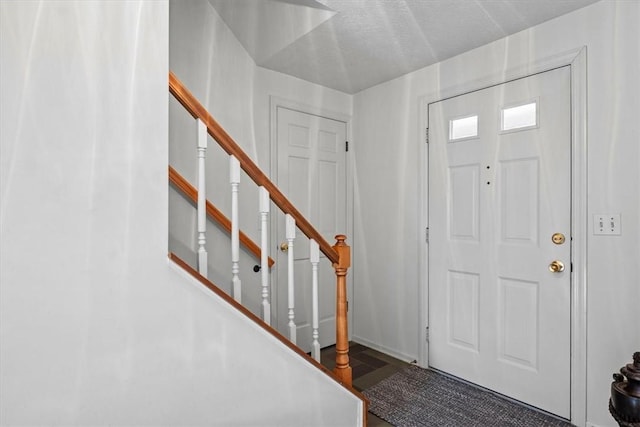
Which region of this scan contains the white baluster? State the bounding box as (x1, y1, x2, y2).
(310, 239, 320, 362)
(286, 214, 296, 344)
(259, 186, 271, 325)
(230, 155, 241, 302)
(196, 119, 208, 278)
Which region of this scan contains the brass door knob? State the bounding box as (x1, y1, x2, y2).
(280, 242, 289, 252)
(549, 260, 565, 273)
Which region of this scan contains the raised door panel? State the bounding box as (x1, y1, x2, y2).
(499, 158, 539, 244)
(447, 271, 480, 352)
(498, 277, 539, 370)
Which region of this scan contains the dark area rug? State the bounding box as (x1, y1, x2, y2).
(363, 365, 573, 427)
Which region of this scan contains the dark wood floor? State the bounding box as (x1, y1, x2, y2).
(320, 342, 411, 426)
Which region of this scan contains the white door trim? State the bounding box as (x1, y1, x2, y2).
(269, 96, 354, 340)
(417, 47, 587, 426)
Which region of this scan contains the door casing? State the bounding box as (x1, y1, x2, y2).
(418, 47, 588, 426)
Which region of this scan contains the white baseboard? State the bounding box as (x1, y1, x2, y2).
(351, 335, 417, 364)
(587, 422, 614, 427)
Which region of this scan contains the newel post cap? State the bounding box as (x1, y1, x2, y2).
(333, 234, 350, 270)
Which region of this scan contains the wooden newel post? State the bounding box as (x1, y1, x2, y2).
(332, 234, 352, 386)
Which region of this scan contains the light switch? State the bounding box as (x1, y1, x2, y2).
(593, 214, 621, 235)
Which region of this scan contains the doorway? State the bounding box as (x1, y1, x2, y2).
(272, 103, 349, 353)
(428, 67, 572, 418)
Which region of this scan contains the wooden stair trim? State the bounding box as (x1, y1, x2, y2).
(168, 72, 339, 265)
(168, 252, 368, 421)
(169, 166, 274, 268)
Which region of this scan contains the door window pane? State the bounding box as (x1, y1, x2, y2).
(502, 102, 537, 131)
(449, 115, 478, 141)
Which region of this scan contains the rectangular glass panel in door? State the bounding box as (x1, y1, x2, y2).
(501, 101, 537, 131)
(449, 115, 479, 141)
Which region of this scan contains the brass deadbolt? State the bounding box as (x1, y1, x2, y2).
(552, 233, 566, 245)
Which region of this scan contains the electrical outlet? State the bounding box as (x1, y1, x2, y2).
(593, 214, 621, 235)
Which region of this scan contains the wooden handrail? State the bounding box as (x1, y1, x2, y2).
(169, 72, 339, 265)
(168, 252, 367, 424)
(169, 166, 275, 268)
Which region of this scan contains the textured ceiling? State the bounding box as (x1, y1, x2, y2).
(208, 0, 600, 94)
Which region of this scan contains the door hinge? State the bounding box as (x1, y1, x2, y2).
(425, 326, 430, 342)
(345, 141, 349, 152)
(425, 127, 429, 144)
(425, 227, 429, 243)
(346, 300, 349, 312)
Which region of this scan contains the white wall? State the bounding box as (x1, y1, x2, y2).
(169, 0, 263, 309)
(168, 0, 353, 327)
(0, 1, 362, 425)
(352, 1, 640, 426)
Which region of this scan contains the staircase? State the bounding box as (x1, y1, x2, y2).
(168, 72, 367, 424)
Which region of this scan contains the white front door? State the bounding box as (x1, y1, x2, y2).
(275, 106, 347, 352)
(428, 67, 571, 418)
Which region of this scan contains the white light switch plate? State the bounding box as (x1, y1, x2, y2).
(593, 214, 621, 235)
